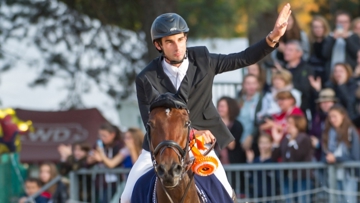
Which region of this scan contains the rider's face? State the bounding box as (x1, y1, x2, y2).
(155, 33, 187, 65)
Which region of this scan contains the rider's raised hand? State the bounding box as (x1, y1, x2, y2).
(267, 3, 291, 46)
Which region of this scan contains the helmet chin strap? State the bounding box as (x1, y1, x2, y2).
(163, 50, 188, 65)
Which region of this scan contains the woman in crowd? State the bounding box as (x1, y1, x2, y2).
(259, 91, 304, 137)
(217, 96, 246, 192)
(246, 134, 275, 201)
(97, 127, 144, 169)
(310, 63, 358, 120)
(327, 63, 358, 120)
(87, 123, 123, 203)
(322, 105, 360, 203)
(309, 89, 337, 161)
(308, 15, 330, 85)
(246, 63, 269, 93)
(272, 115, 313, 203)
(39, 162, 68, 203)
(237, 74, 263, 151)
(271, 13, 310, 67)
(58, 142, 91, 201)
(257, 70, 302, 119)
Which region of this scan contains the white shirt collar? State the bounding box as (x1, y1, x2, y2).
(162, 57, 189, 77)
(162, 57, 189, 90)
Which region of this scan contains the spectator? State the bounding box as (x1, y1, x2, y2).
(246, 63, 270, 93)
(97, 127, 144, 168)
(257, 69, 302, 118)
(309, 89, 338, 161)
(58, 142, 90, 174)
(325, 63, 358, 120)
(58, 142, 91, 202)
(271, 13, 310, 67)
(354, 51, 360, 127)
(237, 74, 263, 150)
(39, 162, 68, 203)
(217, 96, 246, 192)
(87, 123, 123, 203)
(246, 134, 276, 201)
(272, 115, 313, 203)
(308, 15, 331, 85)
(352, 17, 360, 36)
(18, 178, 49, 203)
(322, 105, 360, 203)
(322, 11, 356, 79)
(355, 50, 360, 78)
(260, 91, 304, 137)
(283, 40, 315, 114)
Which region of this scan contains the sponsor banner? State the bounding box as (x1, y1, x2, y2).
(16, 108, 108, 162)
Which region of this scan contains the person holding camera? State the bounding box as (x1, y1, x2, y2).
(322, 11, 357, 81)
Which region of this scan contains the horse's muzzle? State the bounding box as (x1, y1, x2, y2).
(157, 163, 183, 188)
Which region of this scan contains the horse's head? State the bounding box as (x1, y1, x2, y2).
(147, 93, 191, 188)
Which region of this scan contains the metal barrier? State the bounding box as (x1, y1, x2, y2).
(68, 162, 360, 203)
(69, 167, 131, 203)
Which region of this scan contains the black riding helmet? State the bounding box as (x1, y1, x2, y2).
(151, 13, 189, 64)
(150, 13, 189, 43)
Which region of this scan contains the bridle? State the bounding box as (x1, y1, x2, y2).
(146, 108, 196, 203)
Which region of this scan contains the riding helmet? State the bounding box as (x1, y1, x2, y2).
(150, 13, 189, 42)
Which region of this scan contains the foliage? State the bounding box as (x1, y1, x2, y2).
(0, 0, 145, 109)
(178, 0, 241, 38)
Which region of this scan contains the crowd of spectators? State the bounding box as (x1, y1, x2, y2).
(216, 10, 360, 202)
(19, 124, 144, 203)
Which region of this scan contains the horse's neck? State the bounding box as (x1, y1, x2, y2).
(156, 174, 200, 203)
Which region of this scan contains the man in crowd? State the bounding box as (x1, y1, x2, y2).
(283, 40, 315, 115)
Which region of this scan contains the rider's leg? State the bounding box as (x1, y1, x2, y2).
(120, 149, 152, 203)
(190, 148, 233, 198)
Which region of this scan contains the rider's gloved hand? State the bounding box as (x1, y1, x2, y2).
(193, 129, 215, 144)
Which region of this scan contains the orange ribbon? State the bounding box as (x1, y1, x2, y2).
(189, 136, 218, 176)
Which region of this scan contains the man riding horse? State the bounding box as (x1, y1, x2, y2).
(121, 4, 292, 202)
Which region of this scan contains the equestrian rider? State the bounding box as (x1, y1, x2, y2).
(121, 4, 291, 202)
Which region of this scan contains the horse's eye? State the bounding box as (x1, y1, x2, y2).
(184, 121, 191, 127)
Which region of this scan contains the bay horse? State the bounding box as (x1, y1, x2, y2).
(146, 93, 200, 203)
